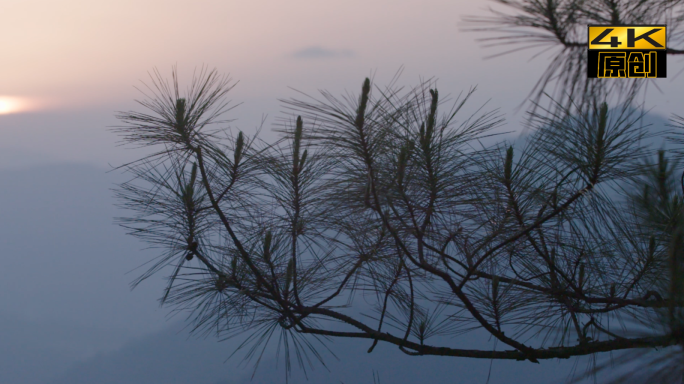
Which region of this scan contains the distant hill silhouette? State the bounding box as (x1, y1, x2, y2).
(45, 323, 243, 384)
(44, 321, 584, 384)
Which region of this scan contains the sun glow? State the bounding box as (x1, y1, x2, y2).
(0, 96, 32, 115)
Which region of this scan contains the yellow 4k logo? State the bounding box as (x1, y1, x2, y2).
(588, 26, 667, 50)
(587, 25, 667, 78)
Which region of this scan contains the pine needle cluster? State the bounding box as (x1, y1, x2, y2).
(113, 66, 684, 382)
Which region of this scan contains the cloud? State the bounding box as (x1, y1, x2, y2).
(291, 46, 354, 59)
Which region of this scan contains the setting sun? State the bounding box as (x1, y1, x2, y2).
(0, 96, 29, 115)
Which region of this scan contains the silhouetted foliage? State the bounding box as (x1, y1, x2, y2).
(460, 0, 684, 381)
(461, 0, 684, 114)
(112, 61, 684, 382)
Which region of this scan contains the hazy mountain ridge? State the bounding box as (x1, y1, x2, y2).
(44, 322, 243, 384)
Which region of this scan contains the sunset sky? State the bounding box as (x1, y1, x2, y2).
(3, 0, 503, 110)
(1, 0, 679, 168)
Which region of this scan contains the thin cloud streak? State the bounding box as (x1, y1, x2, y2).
(292, 46, 354, 59)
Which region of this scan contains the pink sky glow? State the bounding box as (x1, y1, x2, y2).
(0, 0, 680, 167)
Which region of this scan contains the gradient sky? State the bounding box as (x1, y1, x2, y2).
(0, 0, 679, 168)
(2, 0, 500, 108)
(0, 1, 682, 383)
